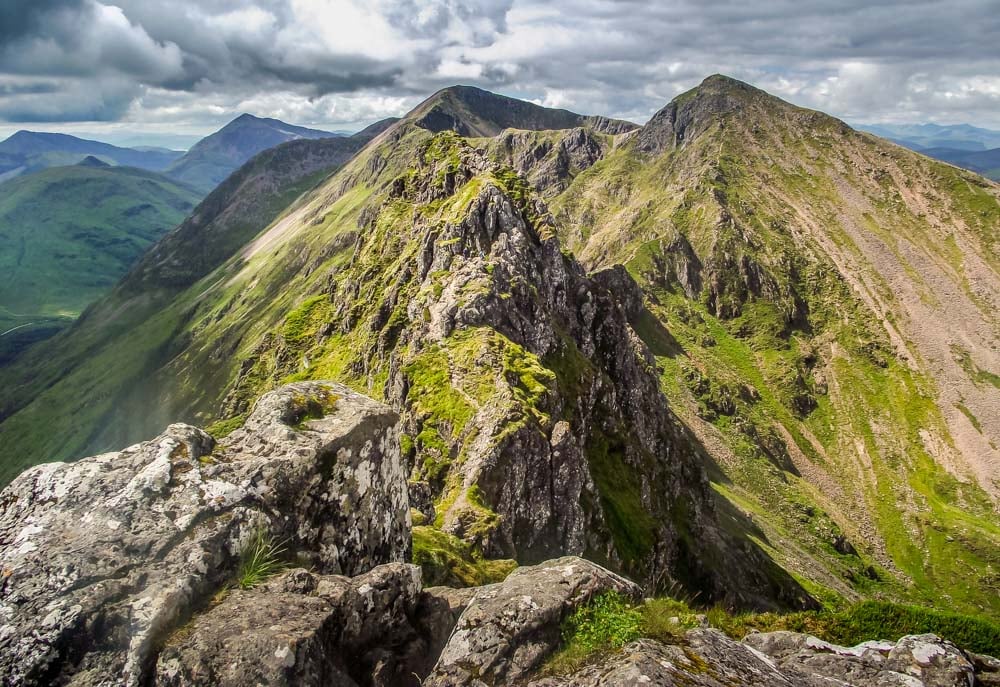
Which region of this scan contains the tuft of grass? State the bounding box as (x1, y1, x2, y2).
(410, 525, 516, 587)
(205, 414, 246, 439)
(237, 528, 288, 589)
(955, 402, 983, 433)
(543, 592, 642, 675)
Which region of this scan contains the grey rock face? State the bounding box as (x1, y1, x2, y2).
(745, 630, 977, 687)
(493, 127, 610, 196)
(425, 556, 641, 687)
(0, 381, 408, 687)
(530, 629, 987, 687)
(155, 563, 427, 687)
(529, 633, 794, 687)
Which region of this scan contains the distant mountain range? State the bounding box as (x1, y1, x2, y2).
(859, 122, 1000, 180)
(0, 112, 353, 359)
(858, 122, 1000, 151)
(0, 131, 183, 183)
(0, 160, 200, 362)
(163, 114, 342, 192)
(918, 147, 1000, 181)
(0, 113, 346, 192)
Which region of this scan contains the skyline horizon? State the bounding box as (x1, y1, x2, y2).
(3, 76, 1000, 152)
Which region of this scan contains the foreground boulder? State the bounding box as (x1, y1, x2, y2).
(0, 382, 408, 686)
(745, 631, 978, 687)
(425, 557, 641, 686)
(155, 563, 428, 687)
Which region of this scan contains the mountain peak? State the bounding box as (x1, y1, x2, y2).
(405, 84, 638, 137)
(77, 155, 111, 168)
(636, 73, 833, 153)
(229, 113, 265, 126)
(165, 114, 336, 192)
(698, 73, 757, 91)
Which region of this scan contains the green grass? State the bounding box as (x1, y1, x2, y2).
(543, 591, 643, 674)
(410, 525, 517, 587)
(956, 402, 983, 433)
(205, 414, 246, 439)
(822, 601, 1000, 655)
(237, 527, 288, 589)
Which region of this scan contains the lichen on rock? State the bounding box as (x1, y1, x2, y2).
(0, 381, 407, 686)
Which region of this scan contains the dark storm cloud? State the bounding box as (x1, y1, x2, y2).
(0, 0, 80, 42)
(0, 0, 998, 132)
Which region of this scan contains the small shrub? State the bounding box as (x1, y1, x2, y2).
(237, 528, 287, 589)
(641, 597, 700, 642)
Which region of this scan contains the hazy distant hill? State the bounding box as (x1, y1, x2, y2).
(0, 131, 183, 183)
(918, 146, 1000, 181)
(859, 123, 1000, 180)
(858, 122, 1000, 151)
(164, 113, 341, 192)
(0, 162, 199, 361)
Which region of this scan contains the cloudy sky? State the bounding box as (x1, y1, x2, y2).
(1, 0, 998, 147)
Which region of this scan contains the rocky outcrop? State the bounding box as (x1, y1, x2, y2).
(421, 566, 992, 687)
(0, 381, 408, 686)
(744, 631, 979, 687)
(492, 127, 611, 196)
(425, 557, 641, 686)
(155, 563, 428, 687)
(528, 630, 987, 686)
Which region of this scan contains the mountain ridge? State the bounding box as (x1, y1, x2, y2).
(0, 76, 997, 620)
(0, 130, 183, 182)
(164, 113, 342, 192)
(409, 84, 638, 137)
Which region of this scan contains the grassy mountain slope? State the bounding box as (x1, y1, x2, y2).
(543, 75, 1000, 615)
(0, 131, 182, 183)
(0, 163, 199, 359)
(921, 147, 1000, 181)
(0, 120, 396, 478)
(0, 79, 996, 617)
(165, 114, 340, 192)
